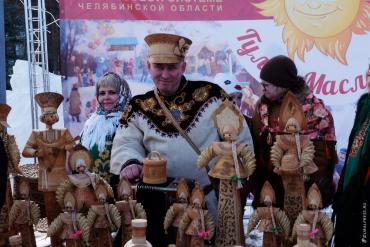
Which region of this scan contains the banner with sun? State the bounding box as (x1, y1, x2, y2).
(59, 0, 370, 154)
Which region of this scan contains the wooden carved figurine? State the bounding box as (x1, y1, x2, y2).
(9, 179, 40, 247)
(178, 182, 214, 247)
(86, 181, 121, 247)
(293, 224, 317, 247)
(164, 178, 190, 247)
(270, 92, 317, 224)
(116, 178, 146, 246)
(247, 181, 290, 247)
(56, 145, 111, 213)
(124, 219, 152, 247)
(292, 184, 333, 247)
(22, 92, 76, 247)
(0, 103, 21, 245)
(48, 191, 89, 247)
(197, 100, 256, 246)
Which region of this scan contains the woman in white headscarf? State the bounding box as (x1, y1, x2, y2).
(80, 72, 131, 185)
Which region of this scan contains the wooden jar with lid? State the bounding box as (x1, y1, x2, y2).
(143, 151, 167, 184)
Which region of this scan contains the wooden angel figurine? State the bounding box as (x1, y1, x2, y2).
(47, 191, 89, 246)
(164, 178, 190, 247)
(116, 178, 146, 246)
(0, 104, 22, 244)
(292, 184, 333, 247)
(178, 182, 214, 247)
(246, 181, 290, 247)
(22, 92, 76, 246)
(56, 145, 111, 213)
(270, 92, 318, 224)
(9, 179, 40, 247)
(197, 100, 256, 246)
(86, 181, 121, 247)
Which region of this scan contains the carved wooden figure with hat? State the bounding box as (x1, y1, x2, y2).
(116, 178, 146, 246)
(292, 183, 333, 247)
(9, 178, 40, 247)
(22, 92, 77, 246)
(0, 103, 21, 245)
(247, 181, 290, 247)
(164, 178, 190, 247)
(48, 191, 89, 247)
(178, 182, 214, 247)
(86, 180, 121, 247)
(197, 99, 256, 246)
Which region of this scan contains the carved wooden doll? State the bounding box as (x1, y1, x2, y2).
(116, 178, 146, 246)
(56, 145, 110, 213)
(292, 184, 333, 247)
(47, 191, 89, 247)
(86, 181, 121, 247)
(9, 179, 40, 247)
(0, 104, 21, 245)
(178, 182, 214, 247)
(164, 178, 190, 247)
(270, 92, 318, 225)
(22, 92, 76, 246)
(197, 100, 255, 246)
(246, 181, 290, 247)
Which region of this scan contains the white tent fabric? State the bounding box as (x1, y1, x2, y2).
(6, 60, 64, 164)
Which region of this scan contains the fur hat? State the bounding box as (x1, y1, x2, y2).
(145, 33, 192, 64)
(260, 55, 299, 89)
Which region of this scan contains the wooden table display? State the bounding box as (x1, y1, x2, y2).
(164, 178, 190, 247)
(47, 191, 89, 246)
(178, 182, 214, 247)
(116, 178, 146, 246)
(197, 100, 256, 246)
(247, 181, 290, 247)
(9, 178, 40, 247)
(292, 184, 333, 247)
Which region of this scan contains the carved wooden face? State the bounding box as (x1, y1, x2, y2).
(221, 124, 237, 142)
(41, 112, 59, 125)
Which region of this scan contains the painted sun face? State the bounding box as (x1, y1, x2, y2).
(285, 0, 360, 37)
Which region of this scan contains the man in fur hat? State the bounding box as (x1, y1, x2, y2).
(249, 55, 337, 210)
(111, 33, 254, 246)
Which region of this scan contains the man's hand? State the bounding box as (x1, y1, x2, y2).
(120, 164, 143, 180)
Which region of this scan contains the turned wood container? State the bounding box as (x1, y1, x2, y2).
(143, 151, 167, 184)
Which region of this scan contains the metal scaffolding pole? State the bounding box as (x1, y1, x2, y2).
(23, 0, 50, 129)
